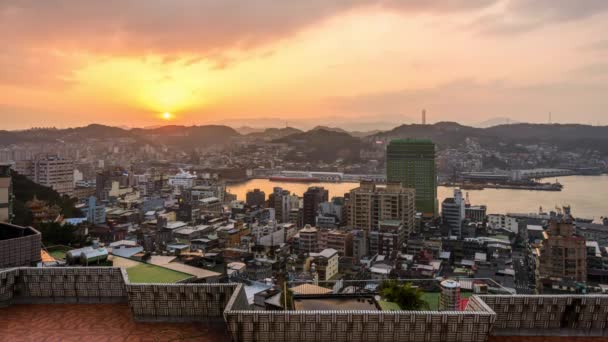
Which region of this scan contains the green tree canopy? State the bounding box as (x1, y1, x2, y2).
(380, 280, 429, 310)
(36, 222, 84, 246)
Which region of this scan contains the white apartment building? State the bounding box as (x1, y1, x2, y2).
(488, 214, 519, 234)
(34, 154, 74, 196)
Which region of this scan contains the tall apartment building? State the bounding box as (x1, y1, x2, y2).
(465, 204, 487, 223)
(0, 164, 13, 222)
(386, 139, 437, 217)
(34, 154, 74, 196)
(318, 229, 353, 256)
(299, 225, 319, 254)
(96, 168, 132, 201)
(303, 186, 328, 226)
(347, 181, 415, 236)
(539, 219, 587, 283)
(268, 187, 299, 223)
(246, 188, 266, 207)
(352, 229, 368, 260)
(368, 220, 405, 258)
(307, 248, 339, 281)
(83, 196, 106, 225)
(442, 189, 466, 238)
(298, 225, 353, 256)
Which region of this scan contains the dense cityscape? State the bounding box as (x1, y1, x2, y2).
(2, 122, 608, 341)
(3, 1, 608, 341)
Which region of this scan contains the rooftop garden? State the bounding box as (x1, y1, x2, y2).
(126, 263, 192, 283)
(46, 245, 72, 260)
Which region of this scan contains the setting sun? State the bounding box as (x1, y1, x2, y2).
(162, 112, 173, 120)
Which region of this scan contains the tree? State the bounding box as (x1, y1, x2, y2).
(36, 222, 84, 246)
(11, 171, 83, 226)
(380, 280, 429, 310)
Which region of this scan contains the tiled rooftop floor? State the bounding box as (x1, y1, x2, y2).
(489, 337, 607, 342)
(1, 303, 605, 342)
(0, 303, 230, 341)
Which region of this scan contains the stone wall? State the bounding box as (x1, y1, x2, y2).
(480, 295, 608, 336)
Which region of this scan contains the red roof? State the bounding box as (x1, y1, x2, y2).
(459, 298, 469, 311)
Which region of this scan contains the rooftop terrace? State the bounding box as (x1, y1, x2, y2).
(0, 303, 229, 341)
(293, 294, 380, 311)
(2, 267, 608, 341)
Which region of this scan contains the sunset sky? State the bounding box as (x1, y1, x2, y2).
(1, 0, 608, 130)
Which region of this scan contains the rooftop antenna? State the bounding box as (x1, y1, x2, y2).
(422, 109, 426, 125)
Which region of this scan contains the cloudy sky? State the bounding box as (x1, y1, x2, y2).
(1, 0, 608, 129)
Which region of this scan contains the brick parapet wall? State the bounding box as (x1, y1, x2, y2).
(0, 233, 41, 268)
(0, 268, 19, 307)
(224, 309, 496, 342)
(4, 267, 608, 340)
(12, 267, 127, 304)
(125, 283, 238, 322)
(480, 295, 608, 336)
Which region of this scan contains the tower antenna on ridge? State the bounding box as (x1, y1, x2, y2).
(422, 109, 426, 125)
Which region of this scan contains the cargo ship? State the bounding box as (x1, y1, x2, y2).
(269, 171, 320, 182)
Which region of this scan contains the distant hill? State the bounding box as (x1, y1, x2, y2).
(131, 125, 240, 150)
(476, 117, 520, 128)
(0, 130, 27, 145)
(235, 126, 265, 135)
(61, 124, 138, 141)
(0, 124, 242, 150)
(274, 128, 362, 162)
(4, 122, 608, 157)
(247, 127, 303, 140)
(311, 125, 379, 138)
(0, 124, 142, 146)
(372, 122, 488, 148)
(349, 130, 381, 138)
(311, 126, 350, 134)
(373, 122, 608, 154)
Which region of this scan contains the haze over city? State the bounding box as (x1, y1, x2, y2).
(2, 0, 608, 129)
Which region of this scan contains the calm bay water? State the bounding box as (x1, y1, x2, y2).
(227, 175, 608, 220)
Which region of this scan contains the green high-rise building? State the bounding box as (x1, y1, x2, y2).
(386, 139, 437, 217)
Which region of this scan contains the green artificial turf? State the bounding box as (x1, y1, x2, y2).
(126, 263, 192, 283)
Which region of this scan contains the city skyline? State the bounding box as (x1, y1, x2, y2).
(2, 1, 608, 129)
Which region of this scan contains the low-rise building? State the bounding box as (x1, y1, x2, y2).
(307, 248, 339, 281)
(488, 214, 519, 234)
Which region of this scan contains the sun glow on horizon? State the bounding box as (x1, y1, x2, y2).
(161, 112, 173, 120)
